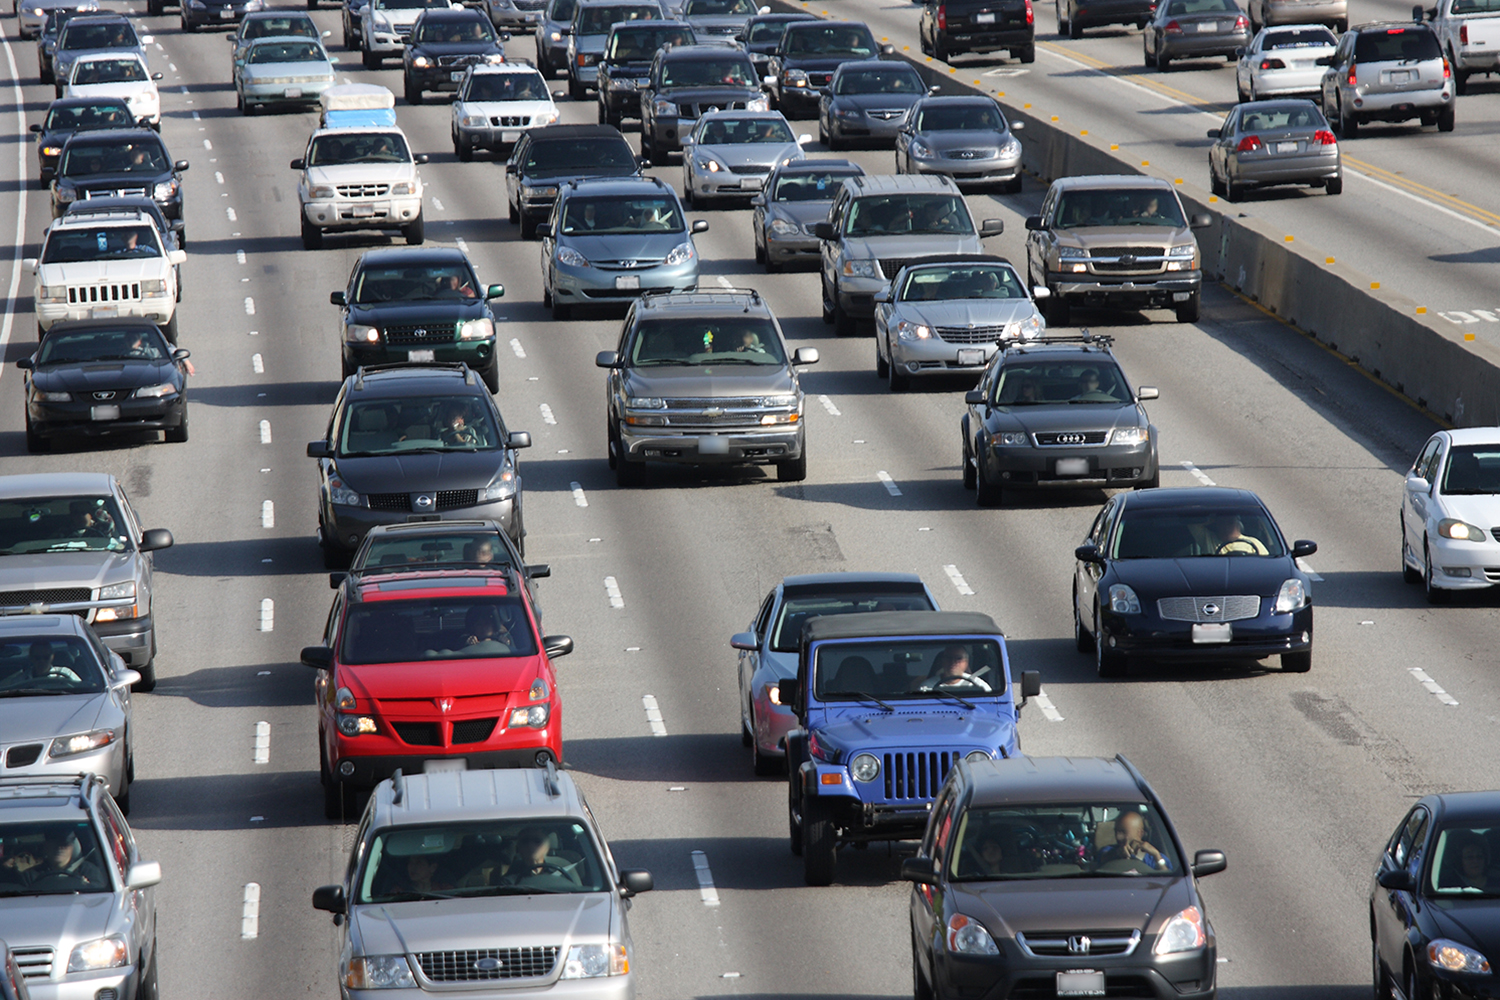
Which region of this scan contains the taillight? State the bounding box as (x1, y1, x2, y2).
(1460, 23, 1468, 43)
(1234, 14, 1247, 28)
(1025, 0, 1034, 24)
(1259, 57, 1285, 69)
(937, 2, 946, 29)
(1443, 56, 1451, 78)
(1347, 61, 1357, 86)
(1312, 129, 1337, 145)
(1165, 18, 1181, 32)
(1236, 134, 1262, 151)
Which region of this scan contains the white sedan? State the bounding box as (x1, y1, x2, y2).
(1234, 24, 1337, 103)
(1401, 427, 1500, 601)
(65, 52, 162, 127)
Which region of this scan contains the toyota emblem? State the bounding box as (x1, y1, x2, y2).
(414, 328, 428, 338)
(1201, 603, 1220, 617)
(414, 494, 435, 509)
(474, 957, 503, 972)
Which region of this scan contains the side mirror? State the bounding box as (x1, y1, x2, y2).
(873, 289, 890, 304)
(691, 219, 709, 233)
(762, 74, 776, 86)
(323, 28, 333, 35)
(535, 222, 553, 238)
(927, 84, 941, 94)
(1191, 850, 1227, 877)
(29, 123, 41, 133)
(792, 347, 819, 365)
(330, 291, 346, 306)
(113, 669, 142, 690)
(167, 250, 187, 265)
(301, 646, 334, 671)
(637, 155, 650, 169)
(290, 158, 305, 169)
(175, 160, 190, 172)
(730, 631, 757, 651)
(414, 153, 429, 164)
(1019, 669, 1041, 699)
(307, 440, 331, 458)
(1024, 215, 1043, 231)
(1406, 475, 1431, 494)
(1291, 539, 1318, 559)
(312, 884, 347, 913)
(1378, 868, 1414, 891)
(880, 43, 895, 55)
(524, 563, 551, 579)
(812, 221, 833, 240)
(619, 869, 653, 896)
(1411, 2, 1425, 17)
(964, 389, 985, 405)
(506, 162, 518, 174)
(979, 219, 1004, 236)
(543, 634, 574, 658)
(151, 71, 163, 80)
(1010, 120, 1023, 130)
(899, 856, 939, 885)
(1074, 543, 1103, 565)
(124, 861, 163, 890)
(797, 133, 811, 145)
(172, 349, 191, 362)
(139, 528, 173, 552)
(1137, 386, 1159, 400)
(486, 284, 504, 299)
(329, 572, 348, 589)
(750, 194, 765, 207)
(1189, 214, 1211, 229)
(14, 357, 32, 371)
(1031, 285, 1051, 300)
(818, 87, 831, 97)
(1206, 128, 1220, 138)
(508, 430, 531, 449)
(595, 350, 620, 368)
(553, 89, 568, 100)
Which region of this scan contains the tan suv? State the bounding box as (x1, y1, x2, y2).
(1023, 175, 1210, 325)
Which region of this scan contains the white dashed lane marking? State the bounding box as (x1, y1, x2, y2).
(943, 564, 974, 596)
(251, 353, 263, 374)
(641, 694, 667, 736)
(244, 296, 255, 314)
(570, 482, 588, 507)
(252, 721, 270, 764)
(539, 403, 556, 425)
(226, 207, 237, 221)
(260, 500, 274, 528)
(715, 276, 732, 288)
(604, 576, 624, 609)
(818, 394, 841, 416)
(1180, 460, 1216, 486)
(876, 471, 902, 496)
(1410, 667, 1459, 706)
(258, 419, 271, 444)
(509, 338, 526, 358)
(203, 138, 212, 149)
(431, 197, 444, 211)
(1033, 688, 1065, 722)
(258, 598, 274, 632)
(241, 883, 261, 940)
(235, 248, 245, 263)
(691, 851, 721, 907)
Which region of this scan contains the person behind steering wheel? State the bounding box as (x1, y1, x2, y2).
(1095, 810, 1172, 871)
(1209, 514, 1269, 556)
(506, 828, 581, 886)
(917, 645, 992, 692)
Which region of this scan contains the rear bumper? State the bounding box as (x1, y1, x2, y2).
(1231, 150, 1339, 185)
(939, 25, 1034, 51)
(1161, 31, 1252, 60)
(1261, 0, 1344, 22)
(323, 495, 518, 552)
(1073, 0, 1155, 27)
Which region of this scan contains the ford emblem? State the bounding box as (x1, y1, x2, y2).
(1201, 603, 1220, 617)
(474, 957, 503, 972)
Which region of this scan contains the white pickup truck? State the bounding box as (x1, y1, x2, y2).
(1429, 0, 1500, 93)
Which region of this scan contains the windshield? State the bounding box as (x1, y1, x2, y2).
(1354, 26, 1440, 61)
(1053, 189, 1186, 228)
(685, 0, 755, 13)
(560, 195, 682, 234)
(548, 0, 577, 19)
(43, 224, 160, 263)
(608, 25, 694, 57)
(1110, 508, 1286, 558)
(339, 396, 501, 455)
(60, 22, 137, 50)
(44, 101, 133, 131)
(307, 131, 410, 165)
(846, 194, 973, 236)
(660, 57, 753, 86)
(525, 137, 636, 174)
(0, 636, 107, 697)
(772, 168, 857, 201)
(0, 821, 111, 896)
(1428, 826, 1500, 896)
(466, 72, 549, 100)
(245, 16, 319, 39)
(0, 496, 131, 555)
(627, 316, 786, 366)
(834, 67, 921, 94)
(358, 532, 515, 571)
(916, 102, 1005, 131)
(36, 325, 171, 364)
(249, 41, 324, 63)
(993, 361, 1128, 405)
(1234, 103, 1326, 132)
(578, 4, 660, 33)
(61, 139, 167, 176)
(338, 595, 537, 663)
(71, 57, 146, 83)
(697, 116, 793, 144)
(748, 18, 801, 42)
(783, 22, 874, 55)
(899, 264, 1025, 302)
(415, 17, 494, 41)
(814, 639, 1006, 700)
(769, 591, 935, 652)
(1441, 446, 1500, 495)
(948, 804, 1182, 881)
(352, 264, 480, 303)
(1263, 26, 1336, 47)
(357, 819, 609, 903)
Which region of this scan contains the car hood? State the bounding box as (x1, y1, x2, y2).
(333, 450, 507, 493)
(353, 893, 614, 957)
(370, 6, 424, 24)
(768, 199, 833, 228)
(958, 872, 1189, 936)
(813, 708, 1014, 750)
(659, 84, 759, 103)
(342, 653, 539, 703)
(895, 299, 1038, 328)
(345, 300, 485, 325)
(0, 892, 116, 950)
(622, 364, 795, 397)
(918, 128, 1009, 152)
(522, 163, 637, 182)
(574, 34, 607, 52)
(38, 257, 169, 283)
(696, 141, 799, 168)
(32, 359, 180, 391)
(1430, 897, 1500, 946)
(61, 169, 173, 191)
(242, 59, 334, 77)
(830, 92, 921, 112)
(0, 550, 136, 592)
(843, 233, 983, 259)
(1051, 224, 1194, 251)
(57, 44, 144, 64)
(411, 41, 503, 56)
(759, 647, 797, 680)
(1434, 492, 1500, 528)
(986, 402, 1141, 432)
(307, 162, 417, 186)
(456, 98, 556, 117)
(563, 232, 688, 259)
(0, 693, 110, 743)
(1112, 555, 1297, 598)
(780, 53, 856, 70)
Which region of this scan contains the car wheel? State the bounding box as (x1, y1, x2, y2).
(1237, 79, 1250, 102)
(975, 456, 1002, 507)
(777, 443, 808, 482)
(1438, 105, 1455, 133)
(802, 799, 837, 886)
(320, 526, 350, 569)
(833, 293, 855, 336)
(1005, 173, 1024, 194)
(962, 433, 976, 490)
(1156, 47, 1171, 71)
(1074, 581, 1094, 652)
(136, 945, 159, 1000)
(752, 725, 781, 775)
(647, 136, 668, 166)
(1339, 100, 1359, 138)
(551, 297, 570, 321)
(1018, 43, 1035, 62)
(1175, 291, 1200, 324)
(1047, 293, 1070, 326)
(520, 212, 538, 239)
(343, 23, 354, 48)
(821, 282, 835, 325)
(1095, 605, 1127, 677)
(300, 216, 322, 250)
(508, 197, 519, 224)
(403, 212, 424, 245)
(567, 76, 583, 100)
(1282, 650, 1311, 672)
(914, 942, 936, 1000)
(887, 352, 909, 391)
(455, 135, 473, 161)
(1056, 0, 1068, 33)
(1210, 167, 1226, 197)
(1069, 10, 1083, 38)
(1424, 541, 1449, 604)
(754, 235, 765, 265)
(1373, 942, 1392, 1000)
(1326, 174, 1343, 195)
(615, 452, 646, 487)
(787, 778, 803, 856)
(24, 419, 49, 454)
(1453, 53, 1469, 95)
(481, 356, 499, 394)
(165, 405, 188, 443)
(183, 14, 197, 30)
(133, 657, 157, 692)
(1136, 467, 1160, 489)
(324, 776, 358, 821)
(875, 337, 889, 378)
(741, 712, 753, 747)
(362, 49, 378, 69)
(682, 183, 694, 206)
(1401, 523, 1421, 584)
(933, 33, 949, 61)
(606, 421, 619, 470)
(542, 282, 553, 308)
(114, 765, 131, 816)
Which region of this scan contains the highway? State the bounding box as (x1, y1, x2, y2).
(2, 3, 1499, 998)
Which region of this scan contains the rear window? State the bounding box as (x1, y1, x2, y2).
(61, 21, 139, 50)
(772, 168, 859, 201)
(577, 4, 660, 33)
(1263, 26, 1337, 47)
(1452, 0, 1500, 12)
(1162, 0, 1237, 13)
(45, 101, 133, 130)
(246, 16, 319, 39)
(72, 57, 146, 83)
(358, 532, 516, 570)
(607, 25, 694, 58)
(782, 22, 875, 56)
(525, 136, 636, 173)
(685, 0, 755, 13)
(1235, 103, 1327, 131)
(1354, 26, 1440, 61)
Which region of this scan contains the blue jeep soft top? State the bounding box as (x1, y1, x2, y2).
(784, 610, 1040, 886)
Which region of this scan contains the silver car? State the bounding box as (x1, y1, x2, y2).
(894, 95, 1024, 192)
(1235, 24, 1337, 101)
(235, 36, 337, 113)
(682, 110, 807, 207)
(18, 0, 94, 41)
(540, 176, 708, 320)
(817, 59, 930, 150)
(0, 474, 172, 691)
(874, 255, 1047, 391)
(0, 774, 162, 1000)
(751, 158, 863, 272)
(0, 616, 138, 815)
(1142, 0, 1251, 71)
(1247, 0, 1345, 31)
(680, 0, 761, 39)
(1318, 19, 1453, 136)
(311, 767, 653, 1000)
(1207, 98, 1341, 200)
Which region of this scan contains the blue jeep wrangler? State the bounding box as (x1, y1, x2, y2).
(784, 610, 1041, 886)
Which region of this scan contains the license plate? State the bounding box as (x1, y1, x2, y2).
(501, 130, 521, 142)
(351, 204, 375, 217)
(1196, 20, 1215, 30)
(957, 348, 985, 366)
(635, 77, 650, 86)
(284, 87, 302, 99)
(615, 274, 641, 290)
(1192, 622, 1233, 644)
(1275, 141, 1297, 153)
(1391, 69, 1411, 82)
(219, 8, 233, 16)
(740, 176, 764, 190)
(422, 758, 467, 773)
(1057, 972, 1106, 997)
(974, 11, 995, 21)
(698, 436, 729, 455)
(1056, 457, 1090, 476)
(449, 70, 465, 81)
(90, 404, 120, 421)
(90, 305, 118, 318)
(408, 349, 435, 362)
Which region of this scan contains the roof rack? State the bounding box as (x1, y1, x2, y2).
(638, 286, 762, 307)
(347, 561, 524, 599)
(1006, 330, 1113, 352)
(391, 768, 405, 805)
(543, 759, 562, 798)
(352, 361, 474, 390)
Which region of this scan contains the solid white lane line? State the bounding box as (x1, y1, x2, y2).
(258, 599, 274, 632)
(251, 353, 263, 374)
(1179, 460, 1216, 486)
(1410, 667, 1459, 706)
(241, 883, 261, 939)
(690, 851, 721, 907)
(0, 29, 28, 381)
(244, 296, 255, 315)
(570, 482, 588, 507)
(818, 394, 841, 416)
(1296, 558, 1323, 581)
(258, 419, 272, 444)
(604, 576, 624, 608)
(876, 470, 902, 496)
(641, 694, 667, 736)
(943, 564, 975, 596)
(260, 500, 274, 528)
(509, 338, 526, 358)
(1033, 687, 1064, 722)
(539, 403, 556, 425)
(252, 721, 270, 765)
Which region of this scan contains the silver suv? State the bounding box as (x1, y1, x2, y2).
(0, 474, 173, 692)
(0, 774, 162, 1000)
(1318, 19, 1454, 135)
(311, 766, 653, 1000)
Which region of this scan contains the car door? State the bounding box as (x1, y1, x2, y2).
(1403, 435, 1442, 554)
(1212, 106, 1237, 179)
(1236, 36, 1255, 92)
(739, 588, 776, 725)
(97, 793, 154, 970)
(910, 779, 961, 976)
(1076, 497, 1116, 622)
(1323, 32, 1353, 109)
(1374, 805, 1431, 974)
(820, 190, 847, 299)
(1026, 184, 1058, 282)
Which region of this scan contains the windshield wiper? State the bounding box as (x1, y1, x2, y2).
(839, 691, 894, 712)
(478, 884, 575, 895)
(926, 689, 976, 710)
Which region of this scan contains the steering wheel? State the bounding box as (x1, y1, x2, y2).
(511, 862, 569, 881)
(1094, 857, 1160, 875)
(26, 871, 79, 888)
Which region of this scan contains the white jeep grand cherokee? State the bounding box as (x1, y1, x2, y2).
(28, 210, 186, 340)
(292, 126, 427, 250)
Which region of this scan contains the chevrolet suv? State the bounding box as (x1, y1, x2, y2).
(639, 43, 766, 165)
(596, 20, 698, 127)
(301, 565, 573, 820)
(1317, 19, 1454, 136)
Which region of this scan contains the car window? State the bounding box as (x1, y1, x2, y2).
(465, 72, 550, 101)
(0, 636, 107, 696)
(948, 803, 1181, 880)
(359, 531, 518, 570)
(0, 819, 113, 895)
(560, 194, 682, 234)
(770, 591, 936, 652)
(339, 595, 538, 663)
(95, 800, 131, 881)
(61, 22, 138, 50)
(899, 264, 1025, 302)
(415, 17, 493, 41)
(608, 26, 694, 58)
(307, 131, 410, 165)
(915, 102, 1004, 131)
(579, 4, 659, 32)
(248, 41, 325, 63)
(525, 137, 636, 173)
(1236, 103, 1326, 131)
(748, 18, 801, 43)
(548, 0, 577, 19)
(1110, 507, 1286, 558)
(1452, 0, 1500, 11)
(1439, 446, 1500, 496)
(813, 638, 1006, 699)
(661, 57, 753, 86)
(928, 786, 959, 867)
(247, 17, 319, 38)
(46, 101, 134, 131)
(352, 263, 480, 302)
(339, 396, 500, 455)
(61, 139, 168, 175)
(1428, 825, 1500, 895)
(72, 56, 147, 83)
(0, 495, 133, 555)
(782, 22, 874, 56)
(375, 0, 447, 9)
(834, 67, 922, 95)
(753, 590, 776, 637)
(846, 194, 972, 236)
(626, 315, 787, 367)
(1354, 26, 1439, 61)
(43, 224, 161, 263)
(1412, 437, 1441, 482)
(1163, 0, 1236, 12)
(1054, 189, 1186, 228)
(685, 0, 755, 13)
(697, 116, 793, 144)
(1262, 26, 1336, 47)
(772, 168, 858, 201)
(36, 325, 172, 364)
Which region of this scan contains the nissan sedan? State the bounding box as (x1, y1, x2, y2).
(682, 110, 807, 207)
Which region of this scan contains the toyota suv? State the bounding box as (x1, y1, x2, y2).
(52, 15, 147, 101)
(292, 125, 428, 250)
(639, 43, 766, 164)
(310, 766, 652, 995)
(300, 565, 572, 819)
(1317, 19, 1454, 136)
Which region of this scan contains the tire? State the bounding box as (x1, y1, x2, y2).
(606, 422, 619, 470)
(551, 297, 570, 321)
(1224, 177, 1241, 202)
(455, 135, 473, 161)
(542, 283, 552, 308)
(802, 800, 837, 886)
(132, 657, 157, 693)
(1047, 293, 1070, 326)
(754, 237, 765, 265)
(1438, 105, 1455, 133)
(1135, 468, 1160, 490)
(1175, 291, 1200, 324)
(362, 49, 378, 69)
(1095, 605, 1127, 677)
(1056, 0, 1068, 33)
(1339, 100, 1358, 138)
(833, 294, 855, 336)
(788, 784, 803, 855)
(165, 405, 188, 443)
(520, 212, 538, 239)
(183, 15, 197, 31)
(136, 946, 159, 1000)
(1005, 174, 1023, 194)
(741, 714, 753, 748)
(646, 134, 668, 166)
(403, 213, 424, 245)
(300, 216, 322, 250)
(961, 435, 976, 489)
(1237, 80, 1250, 103)
(752, 730, 781, 775)
(1018, 43, 1035, 63)
(1326, 174, 1342, 195)
(324, 776, 358, 821)
(39, 63, 52, 84)
(1282, 650, 1311, 672)
(114, 765, 131, 816)
(682, 184, 693, 207)
(1453, 57, 1469, 96)
(568, 77, 584, 100)
(777, 444, 808, 482)
(826, 127, 843, 152)
(1373, 942, 1392, 1000)
(1402, 523, 1420, 584)
(875, 337, 889, 378)
(508, 197, 519, 224)
(615, 453, 645, 487)
(1156, 48, 1171, 72)
(1424, 542, 1449, 604)
(914, 943, 935, 1000)
(162, 312, 179, 345)
(1210, 167, 1226, 198)
(343, 23, 354, 48)
(821, 283, 835, 325)
(975, 457, 1002, 507)
(481, 357, 499, 394)
(1069, 11, 1083, 38)
(1073, 581, 1094, 652)
(25, 420, 49, 454)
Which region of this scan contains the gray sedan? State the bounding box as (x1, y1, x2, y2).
(818, 60, 931, 150)
(752, 158, 864, 272)
(235, 36, 337, 113)
(895, 95, 1024, 193)
(682, 110, 808, 207)
(1142, 0, 1251, 70)
(1207, 98, 1340, 200)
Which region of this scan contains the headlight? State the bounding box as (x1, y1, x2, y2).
(1057, 245, 1088, 259)
(1108, 583, 1141, 614)
(509, 704, 550, 728)
(783, 68, 807, 85)
(550, 29, 562, 40)
(371, 13, 390, 28)
(560, 943, 628, 979)
(627, 396, 667, 410)
(762, 394, 797, 408)
(1273, 578, 1308, 613)
(909, 138, 934, 159)
(1168, 243, 1196, 258)
(523, 184, 558, 197)
(49, 729, 115, 758)
(412, 55, 432, 67)
(535, 110, 559, 126)
(35, 389, 71, 401)
(337, 713, 377, 736)
(896, 320, 932, 341)
(697, 158, 722, 173)
(996, 432, 1028, 446)
(67, 937, 128, 973)
(529, 678, 549, 701)
(841, 258, 877, 278)
(101, 582, 136, 601)
(345, 324, 379, 343)
(1438, 518, 1487, 542)
(849, 752, 880, 782)
(140, 279, 166, 296)
(390, 181, 414, 195)
(481, 472, 517, 502)
(1429, 940, 1492, 974)
(41, 145, 62, 156)
(461, 114, 488, 127)
(134, 382, 176, 398)
(1154, 906, 1206, 955)
(38, 285, 69, 304)
(336, 686, 358, 710)
(834, 107, 861, 119)
(343, 956, 417, 990)
(458, 318, 493, 340)
(654, 98, 678, 115)
(768, 218, 799, 236)
(55, 185, 77, 203)
(1109, 427, 1148, 446)
(946, 915, 999, 955)
(556, 245, 589, 268)
(665, 241, 694, 266)
(613, 76, 638, 89)
(309, 185, 336, 199)
(328, 475, 363, 507)
(1012, 314, 1045, 341)
(965, 750, 991, 763)
(746, 96, 768, 111)
(999, 137, 1021, 157)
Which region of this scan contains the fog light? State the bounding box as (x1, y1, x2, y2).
(534, 750, 553, 766)
(338, 760, 355, 776)
(1444, 567, 1472, 577)
(1108, 636, 1117, 648)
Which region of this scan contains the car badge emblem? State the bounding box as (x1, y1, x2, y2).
(474, 957, 503, 972)
(1068, 936, 1092, 955)
(706, 105, 719, 112)
(414, 327, 428, 338)
(702, 406, 724, 417)
(1058, 433, 1083, 445)
(437, 697, 454, 712)
(92, 391, 114, 400)
(1118, 254, 1137, 266)
(1202, 603, 1220, 617)
(414, 493, 435, 509)
(620, 260, 636, 268)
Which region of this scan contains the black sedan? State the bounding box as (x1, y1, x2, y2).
(30, 96, 134, 188)
(1374, 792, 1500, 1000)
(402, 8, 506, 105)
(19, 318, 190, 452)
(1072, 487, 1316, 677)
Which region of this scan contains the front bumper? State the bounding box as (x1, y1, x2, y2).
(981, 440, 1156, 488)
(28, 393, 186, 438)
(242, 78, 333, 106)
(829, 114, 905, 142)
(302, 196, 423, 232)
(692, 168, 769, 198)
(342, 338, 495, 372)
(618, 425, 802, 466)
(552, 257, 698, 304)
(763, 227, 821, 266)
(459, 122, 531, 149)
(0, 734, 127, 792)
(26, 966, 142, 1000)
(344, 972, 634, 1000)
(324, 495, 518, 552)
(775, 83, 821, 116)
(332, 741, 560, 788)
(906, 150, 1021, 182)
(1161, 31, 1252, 60)
(366, 30, 409, 54)
(488, 4, 541, 27)
(184, 2, 256, 25)
(1426, 536, 1500, 591)
(932, 944, 1216, 1000)
(1050, 269, 1202, 309)
(409, 64, 481, 94)
(1232, 148, 1339, 186)
(36, 300, 175, 331)
(602, 78, 649, 114)
(92, 613, 155, 667)
(1098, 604, 1313, 661)
(835, 275, 891, 320)
(890, 337, 1005, 378)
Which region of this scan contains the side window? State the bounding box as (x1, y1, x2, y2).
(1086, 505, 1109, 547)
(923, 784, 957, 859)
(617, 309, 637, 353)
(346, 813, 372, 888)
(580, 798, 620, 879)
(115, 488, 143, 540)
(96, 799, 132, 880)
(1221, 108, 1238, 135)
(1392, 807, 1429, 866)
(753, 591, 776, 636)
(1403, 810, 1431, 876)
(323, 593, 343, 647)
(1420, 439, 1444, 484)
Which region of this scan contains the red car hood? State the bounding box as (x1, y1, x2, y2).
(341, 655, 542, 714)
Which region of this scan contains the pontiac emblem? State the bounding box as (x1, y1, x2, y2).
(1201, 603, 1220, 617)
(437, 697, 454, 713)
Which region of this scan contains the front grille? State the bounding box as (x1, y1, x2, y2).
(681, 100, 749, 117)
(807, 71, 832, 86)
(491, 114, 531, 127)
(0, 587, 91, 607)
(438, 53, 482, 67)
(367, 493, 413, 512)
(392, 721, 442, 746)
(394, 23, 413, 37)
(1017, 929, 1142, 958)
(12, 947, 53, 980)
(878, 257, 918, 279)
(5, 744, 44, 768)
(1157, 595, 1261, 623)
(95, 991, 120, 1000)
(699, 22, 737, 33)
(514, 0, 546, 9)
(451, 717, 498, 743)
(83, 186, 150, 199)
(934, 324, 1009, 344)
(336, 183, 391, 198)
(415, 946, 560, 982)
(67, 282, 141, 305)
(1089, 246, 1167, 273)
(883, 750, 957, 801)
(867, 108, 905, 120)
(660, 396, 778, 428)
(944, 147, 996, 160)
(383, 323, 455, 345)
(593, 258, 664, 270)
(365, 491, 481, 513)
(436, 489, 479, 509)
(1490, 527, 1500, 543)
(1034, 431, 1108, 446)
(728, 164, 767, 175)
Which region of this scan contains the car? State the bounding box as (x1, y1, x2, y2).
(1207, 98, 1340, 200)
(919, 0, 1037, 64)
(180, 0, 266, 32)
(307, 363, 532, 565)
(1143, 0, 1251, 71)
(876, 254, 1047, 391)
(540, 175, 708, 318)
(1235, 24, 1338, 101)
(51, 129, 188, 246)
(402, 8, 506, 104)
(1248, 0, 1344, 31)
(730, 572, 941, 775)
(361, 0, 452, 67)
(743, 11, 814, 78)
(1056, 0, 1153, 37)
(1399, 428, 1500, 601)
(62, 54, 162, 130)
(566, 0, 666, 99)
(17, 0, 94, 41)
(235, 36, 337, 113)
(680, 0, 762, 40)
(36, 6, 97, 86)
(341, 0, 372, 49)
(299, 564, 571, 817)
(18, 319, 191, 451)
(292, 125, 427, 250)
(26, 209, 186, 340)
(595, 287, 817, 484)
(903, 755, 1227, 1000)
(505, 124, 642, 239)
(533, 0, 579, 77)
(29, 97, 133, 188)
(1023, 174, 1210, 325)
(816, 173, 1005, 336)
(1319, 18, 1454, 136)
(1072, 486, 1317, 676)
(818, 59, 931, 150)
(52, 14, 147, 101)
(485, 0, 545, 31)
(783, 611, 1041, 885)
(638, 42, 766, 165)
(596, 19, 698, 127)
(961, 334, 1159, 503)
(452, 64, 559, 160)
(681, 110, 807, 207)
(0, 473, 173, 689)
(765, 20, 891, 119)
(229, 9, 322, 70)
(752, 158, 863, 272)
(1431, 0, 1500, 94)
(1371, 792, 1500, 1000)
(310, 767, 652, 995)
(894, 94, 1024, 191)
(0, 775, 162, 1000)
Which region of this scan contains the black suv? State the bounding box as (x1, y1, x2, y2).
(903, 755, 1226, 1000)
(51, 129, 189, 245)
(742, 11, 815, 79)
(31, 97, 135, 187)
(306, 364, 533, 566)
(920, 0, 1036, 64)
(181, 0, 261, 32)
(331, 246, 505, 390)
(640, 44, 765, 165)
(765, 20, 891, 119)
(402, 8, 506, 104)
(596, 20, 697, 127)
(505, 124, 642, 239)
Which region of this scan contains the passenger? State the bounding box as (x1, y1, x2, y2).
(918, 645, 991, 691)
(1446, 832, 1496, 891)
(68, 500, 112, 537)
(1209, 514, 1269, 556)
(389, 853, 452, 895)
(462, 538, 497, 564)
(1012, 378, 1040, 403)
(1096, 810, 1172, 871)
(756, 120, 780, 142)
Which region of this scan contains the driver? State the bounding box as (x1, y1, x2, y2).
(5, 829, 108, 886)
(917, 645, 992, 692)
(507, 828, 581, 885)
(1096, 811, 1172, 871)
(0, 642, 82, 689)
(437, 402, 481, 446)
(1209, 514, 1269, 556)
(1071, 368, 1103, 399)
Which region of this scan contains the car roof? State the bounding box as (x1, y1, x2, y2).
(1444, 427, 1500, 446)
(834, 58, 913, 72)
(344, 363, 488, 395)
(840, 173, 960, 195)
(697, 109, 788, 121)
(803, 610, 1001, 643)
(363, 519, 509, 538)
(964, 756, 1149, 806)
(369, 767, 586, 828)
(72, 50, 147, 63)
(416, 6, 489, 18)
(0, 615, 89, 637)
(527, 123, 630, 140)
(560, 175, 670, 197)
(0, 472, 118, 499)
(901, 253, 1016, 269)
(781, 572, 928, 596)
(612, 17, 688, 29)
(63, 12, 130, 24)
(50, 210, 149, 230)
(636, 288, 771, 315)
(40, 317, 163, 335)
(0, 775, 99, 822)
(45, 95, 129, 110)
(1351, 19, 1435, 31)
(1120, 486, 1264, 510)
(62, 127, 161, 145)
(66, 197, 168, 217)
(1001, 341, 1118, 362)
(312, 125, 410, 138)
(351, 567, 519, 603)
(468, 62, 545, 74)
(748, 11, 815, 20)
(661, 43, 751, 59)
(1049, 174, 1177, 192)
(1428, 791, 1500, 823)
(356, 245, 473, 267)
